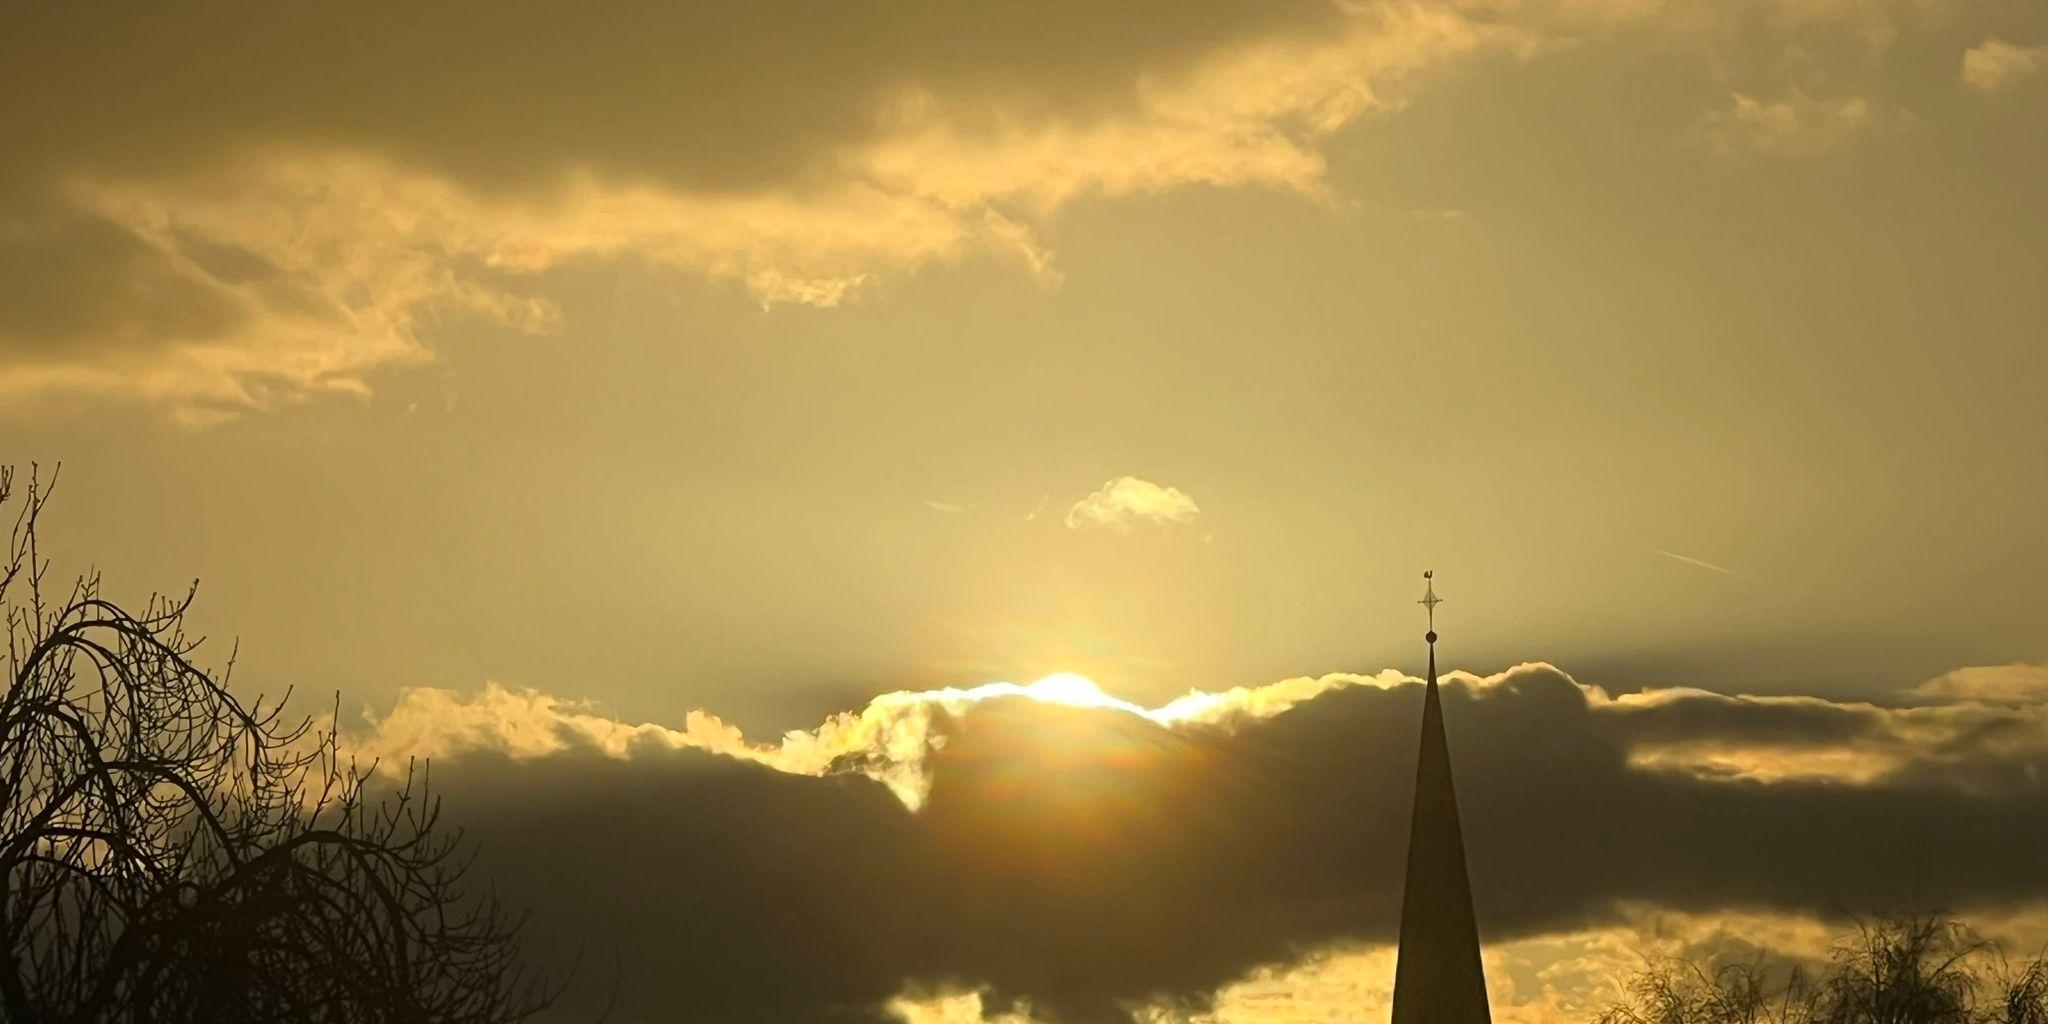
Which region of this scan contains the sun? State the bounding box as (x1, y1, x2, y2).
(1020, 672, 1125, 710)
(904, 672, 1155, 723)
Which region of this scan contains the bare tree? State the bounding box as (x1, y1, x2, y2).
(1818, 914, 1980, 1024)
(1600, 913, 2048, 1024)
(1599, 954, 1819, 1024)
(0, 465, 550, 1023)
(1992, 956, 2048, 1024)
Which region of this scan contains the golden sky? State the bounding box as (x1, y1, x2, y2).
(4, 1, 2047, 1020)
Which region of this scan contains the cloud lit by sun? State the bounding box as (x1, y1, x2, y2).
(950, 672, 1145, 715)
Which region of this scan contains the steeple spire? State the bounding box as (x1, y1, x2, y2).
(1389, 571, 1491, 1024)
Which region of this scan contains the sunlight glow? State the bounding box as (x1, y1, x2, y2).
(881, 669, 1404, 730)
(1018, 673, 1139, 713)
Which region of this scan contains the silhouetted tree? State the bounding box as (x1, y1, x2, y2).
(1600, 913, 2048, 1024)
(1820, 914, 1979, 1024)
(1, 465, 550, 1023)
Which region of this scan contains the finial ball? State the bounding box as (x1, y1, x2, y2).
(1425, 630, 1438, 644)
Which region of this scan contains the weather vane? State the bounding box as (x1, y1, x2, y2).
(1420, 570, 1441, 643)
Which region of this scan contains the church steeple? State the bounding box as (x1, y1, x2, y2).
(1389, 571, 1492, 1024)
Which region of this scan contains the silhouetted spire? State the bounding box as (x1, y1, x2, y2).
(1389, 571, 1491, 1024)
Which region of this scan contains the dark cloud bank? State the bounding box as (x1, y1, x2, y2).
(422, 667, 2048, 1023)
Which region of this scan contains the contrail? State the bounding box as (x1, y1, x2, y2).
(1657, 549, 1739, 576)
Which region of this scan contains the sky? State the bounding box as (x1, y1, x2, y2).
(4, 1, 2048, 1021)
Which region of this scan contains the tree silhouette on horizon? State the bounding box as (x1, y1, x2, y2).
(1600, 912, 2048, 1024)
(1, 464, 551, 1023)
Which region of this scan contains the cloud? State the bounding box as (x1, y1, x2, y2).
(0, 0, 2030, 419)
(1911, 662, 2048, 705)
(356, 660, 2048, 1022)
(0, 2, 1339, 191)
(0, 1, 1530, 422)
(358, 669, 1395, 811)
(1962, 37, 2048, 93)
(1690, 90, 1895, 158)
(1064, 476, 1203, 532)
(361, 660, 2048, 813)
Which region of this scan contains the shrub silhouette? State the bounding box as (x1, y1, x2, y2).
(0, 465, 549, 1023)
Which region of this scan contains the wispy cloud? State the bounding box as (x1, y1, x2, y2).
(1657, 549, 1739, 576)
(1690, 90, 1895, 158)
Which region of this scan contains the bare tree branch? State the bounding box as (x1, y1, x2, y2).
(1, 464, 553, 1024)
